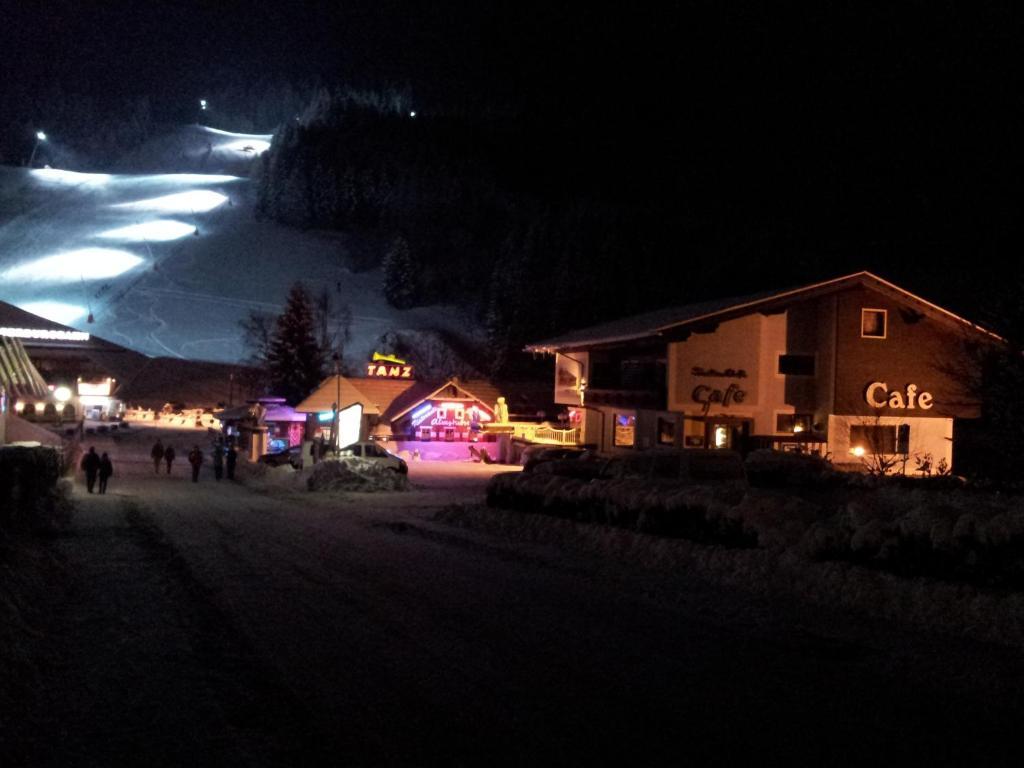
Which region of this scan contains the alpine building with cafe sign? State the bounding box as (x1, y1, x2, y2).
(527, 272, 1000, 472)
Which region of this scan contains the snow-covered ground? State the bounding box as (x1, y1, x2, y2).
(8, 423, 1024, 764)
(0, 126, 472, 364)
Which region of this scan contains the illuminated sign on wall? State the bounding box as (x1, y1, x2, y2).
(692, 384, 746, 415)
(366, 353, 414, 378)
(865, 382, 934, 410)
(0, 327, 90, 342)
(78, 379, 113, 397)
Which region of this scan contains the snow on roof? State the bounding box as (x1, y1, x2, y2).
(526, 271, 1000, 351)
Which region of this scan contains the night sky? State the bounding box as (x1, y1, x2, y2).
(1, 1, 1020, 317)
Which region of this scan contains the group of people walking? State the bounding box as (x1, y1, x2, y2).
(151, 438, 237, 482)
(79, 447, 114, 494)
(81, 438, 240, 493)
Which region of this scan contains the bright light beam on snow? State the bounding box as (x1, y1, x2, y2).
(113, 190, 228, 213)
(18, 301, 89, 325)
(6, 248, 143, 282)
(98, 220, 195, 242)
(31, 168, 111, 185)
(134, 173, 242, 185)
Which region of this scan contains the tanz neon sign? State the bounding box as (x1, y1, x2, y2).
(366, 352, 413, 379)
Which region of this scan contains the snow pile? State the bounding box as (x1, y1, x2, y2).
(487, 467, 1024, 588)
(437, 503, 1024, 648)
(744, 449, 842, 488)
(305, 458, 410, 493)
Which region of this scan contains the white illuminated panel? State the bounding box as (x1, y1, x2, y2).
(337, 403, 363, 447)
(19, 301, 88, 325)
(5, 248, 143, 281)
(78, 380, 113, 397)
(113, 190, 228, 213)
(0, 327, 90, 341)
(31, 168, 111, 185)
(99, 220, 195, 242)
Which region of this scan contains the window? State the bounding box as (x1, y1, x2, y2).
(861, 309, 887, 339)
(657, 417, 675, 446)
(776, 413, 813, 433)
(778, 354, 815, 376)
(849, 425, 898, 454)
(613, 413, 636, 447)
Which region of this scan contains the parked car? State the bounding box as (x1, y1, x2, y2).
(258, 444, 303, 469)
(338, 441, 408, 474)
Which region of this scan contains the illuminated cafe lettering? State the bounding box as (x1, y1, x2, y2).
(692, 383, 746, 415)
(865, 382, 934, 410)
(366, 363, 414, 378)
(691, 366, 748, 378)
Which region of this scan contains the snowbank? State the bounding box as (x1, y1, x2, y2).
(236, 457, 409, 494)
(438, 503, 1024, 649)
(487, 469, 1024, 589)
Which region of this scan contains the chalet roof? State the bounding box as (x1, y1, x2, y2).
(296, 375, 507, 422)
(526, 271, 1001, 352)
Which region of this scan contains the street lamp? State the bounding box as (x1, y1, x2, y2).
(28, 130, 47, 167)
(200, 99, 208, 111)
(332, 353, 341, 448)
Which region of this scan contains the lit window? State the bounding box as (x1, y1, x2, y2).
(657, 417, 675, 446)
(849, 425, 899, 454)
(861, 309, 887, 339)
(776, 414, 813, 433)
(613, 413, 636, 447)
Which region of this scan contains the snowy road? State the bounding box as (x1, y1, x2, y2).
(10, 428, 1024, 765)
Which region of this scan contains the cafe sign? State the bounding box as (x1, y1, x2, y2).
(865, 382, 934, 410)
(692, 383, 747, 415)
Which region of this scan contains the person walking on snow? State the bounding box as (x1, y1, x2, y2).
(81, 446, 101, 493)
(226, 443, 237, 480)
(188, 445, 204, 482)
(164, 446, 176, 474)
(212, 442, 224, 481)
(151, 440, 165, 473)
(98, 453, 114, 494)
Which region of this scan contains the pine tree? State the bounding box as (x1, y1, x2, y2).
(382, 236, 417, 309)
(267, 284, 327, 404)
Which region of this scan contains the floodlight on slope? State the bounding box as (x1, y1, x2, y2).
(5, 248, 143, 282)
(113, 190, 228, 213)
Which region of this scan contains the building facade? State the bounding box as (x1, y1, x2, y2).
(528, 273, 997, 472)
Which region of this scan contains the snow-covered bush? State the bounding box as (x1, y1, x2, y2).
(306, 457, 410, 493)
(744, 449, 841, 489)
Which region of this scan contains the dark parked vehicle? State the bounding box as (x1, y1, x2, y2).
(258, 444, 303, 469)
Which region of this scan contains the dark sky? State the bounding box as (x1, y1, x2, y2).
(1, 1, 1021, 312)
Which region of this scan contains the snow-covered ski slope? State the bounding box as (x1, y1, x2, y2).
(0, 126, 468, 364)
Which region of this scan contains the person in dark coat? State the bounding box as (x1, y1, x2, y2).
(164, 446, 176, 474)
(81, 446, 101, 493)
(151, 440, 165, 473)
(188, 445, 204, 482)
(225, 443, 238, 480)
(212, 442, 224, 481)
(98, 453, 114, 494)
